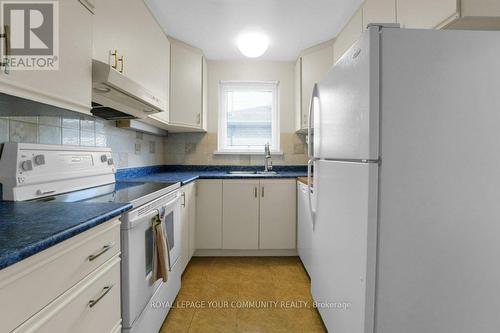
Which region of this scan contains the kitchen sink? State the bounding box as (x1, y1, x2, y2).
(256, 171, 278, 175)
(226, 170, 278, 175)
(227, 170, 257, 175)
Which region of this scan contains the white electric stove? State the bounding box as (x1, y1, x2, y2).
(0, 143, 182, 333)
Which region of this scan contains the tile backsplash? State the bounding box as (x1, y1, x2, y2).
(163, 132, 308, 166)
(0, 116, 165, 169)
(0, 116, 307, 168)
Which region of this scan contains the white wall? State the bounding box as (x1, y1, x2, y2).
(207, 60, 296, 133)
(163, 60, 308, 165)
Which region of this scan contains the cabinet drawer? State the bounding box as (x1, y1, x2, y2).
(13, 256, 121, 333)
(0, 219, 121, 333)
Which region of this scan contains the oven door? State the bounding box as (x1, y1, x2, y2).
(120, 190, 180, 329)
(161, 194, 181, 271)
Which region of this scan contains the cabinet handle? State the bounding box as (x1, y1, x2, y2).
(196, 113, 201, 124)
(111, 50, 118, 69)
(181, 192, 186, 208)
(88, 285, 114, 308)
(254, 186, 257, 198)
(88, 243, 114, 261)
(261, 186, 264, 198)
(0, 25, 10, 74)
(118, 55, 124, 73)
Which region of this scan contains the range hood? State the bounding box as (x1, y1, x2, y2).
(91, 59, 166, 120)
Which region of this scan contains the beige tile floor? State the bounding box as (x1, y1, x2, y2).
(160, 257, 326, 333)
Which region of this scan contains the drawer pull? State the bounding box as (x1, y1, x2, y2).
(88, 243, 114, 261)
(88, 285, 114, 308)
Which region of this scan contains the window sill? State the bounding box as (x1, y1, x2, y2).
(213, 150, 284, 156)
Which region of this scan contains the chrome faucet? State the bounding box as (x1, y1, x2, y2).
(264, 142, 272, 172)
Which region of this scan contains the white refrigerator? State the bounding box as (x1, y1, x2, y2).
(307, 25, 500, 333)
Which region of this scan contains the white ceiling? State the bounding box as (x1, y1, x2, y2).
(144, 0, 364, 61)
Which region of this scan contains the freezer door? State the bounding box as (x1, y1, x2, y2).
(311, 160, 378, 333)
(314, 27, 379, 161)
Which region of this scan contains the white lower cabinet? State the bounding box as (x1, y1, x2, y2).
(188, 182, 197, 259)
(222, 180, 260, 249)
(180, 185, 190, 271)
(259, 179, 297, 249)
(0, 218, 121, 333)
(196, 180, 223, 249)
(220, 179, 296, 250)
(13, 256, 121, 333)
(297, 181, 313, 275)
(180, 182, 197, 272)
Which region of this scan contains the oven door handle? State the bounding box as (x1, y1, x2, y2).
(161, 194, 181, 213)
(146, 194, 181, 219)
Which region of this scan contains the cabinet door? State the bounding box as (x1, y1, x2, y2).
(170, 42, 203, 128)
(201, 56, 208, 131)
(180, 187, 189, 272)
(116, 0, 169, 106)
(295, 57, 302, 131)
(259, 180, 297, 249)
(0, 0, 92, 114)
(362, 0, 397, 29)
(188, 182, 197, 259)
(397, 0, 458, 28)
(333, 8, 363, 64)
(297, 182, 313, 275)
(222, 180, 260, 249)
(301, 45, 333, 130)
(13, 257, 121, 333)
(461, 0, 500, 17)
(196, 180, 223, 249)
(92, 0, 119, 67)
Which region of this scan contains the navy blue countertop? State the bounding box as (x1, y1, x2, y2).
(0, 202, 131, 270)
(0, 165, 306, 271)
(116, 165, 308, 185)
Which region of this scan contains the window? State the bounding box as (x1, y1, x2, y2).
(218, 81, 279, 153)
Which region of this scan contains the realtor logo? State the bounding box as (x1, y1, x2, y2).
(1, 1, 59, 70)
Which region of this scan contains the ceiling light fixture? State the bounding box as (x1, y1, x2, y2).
(237, 32, 270, 58)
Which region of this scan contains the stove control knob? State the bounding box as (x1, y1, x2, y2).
(100, 154, 108, 163)
(107, 158, 114, 165)
(21, 160, 33, 171)
(34, 154, 45, 166)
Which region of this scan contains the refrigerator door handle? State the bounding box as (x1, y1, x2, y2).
(307, 159, 316, 228)
(307, 83, 319, 159)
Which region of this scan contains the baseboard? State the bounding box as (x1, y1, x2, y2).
(193, 249, 298, 257)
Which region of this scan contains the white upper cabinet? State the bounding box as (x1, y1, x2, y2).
(93, 0, 169, 109)
(333, 8, 363, 64)
(202, 56, 208, 131)
(397, 0, 458, 29)
(397, 0, 500, 30)
(222, 180, 260, 249)
(92, 0, 118, 66)
(294, 57, 302, 131)
(168, 39, 207, 131)
(259, 180, 297, 250)
(78, 0, 95, 13)
(362, 0, 397, 29)
(0, 0, 92, 115)
(295, 41, 334, 132)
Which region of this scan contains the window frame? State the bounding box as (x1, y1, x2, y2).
(217, 80, 280, 154)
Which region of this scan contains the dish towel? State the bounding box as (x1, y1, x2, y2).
(152, 214, 169, 283)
